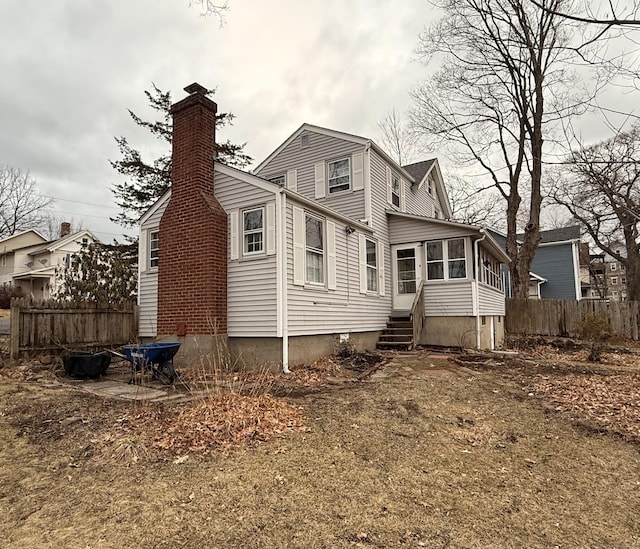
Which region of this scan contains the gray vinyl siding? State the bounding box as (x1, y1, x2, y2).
(139, 200, 166, 337)
(138, 169, 279, 338)
(215, 170, 278, 337)
(478, 283, 506, 315)
(256, 131, 365, 221)
(286, 198, 391, 336)
(531, 243, 578, 299)
(424, 281, 474, 316)
(404, 181, 439, 219)
(389, 216, 476, 245)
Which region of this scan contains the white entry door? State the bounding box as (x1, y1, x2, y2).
(392, 243, 422, 311)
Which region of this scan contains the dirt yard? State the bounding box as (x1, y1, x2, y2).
(1, 341, 639, 548)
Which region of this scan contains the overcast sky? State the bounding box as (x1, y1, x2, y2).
(0, 1, 637, 242)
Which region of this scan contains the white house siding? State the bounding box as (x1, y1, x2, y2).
(285, 199, 391, 336)
(255, 130, 366, 222)
(139, 199, 166, 337)
(424, 281, 474, 316)
(138, 169, 279, 338)
(404, 181, 439, 219)
(389, 216, 476, 245)
(214, 170, 278, 337)
(478, 283, 506, 315)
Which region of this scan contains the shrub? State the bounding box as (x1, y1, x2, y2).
(574, 313, 612, 362)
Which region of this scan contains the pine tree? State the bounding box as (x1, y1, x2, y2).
(110, 83, 251, 228)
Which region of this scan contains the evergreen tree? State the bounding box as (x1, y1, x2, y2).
(111, 84, 251, 228)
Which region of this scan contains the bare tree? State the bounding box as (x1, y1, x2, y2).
(445, 173, 505, 228)
(411, 0, 596, 298)
(189, 0, 228, 20)
(42, 215, 86, 241)
(377, 109, 418, 166)
(550, 124, 640, 300)
(0, 165, 52, 239)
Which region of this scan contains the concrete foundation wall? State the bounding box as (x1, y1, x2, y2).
(420, 315, 505, 350)
(158, 331, 381, 372)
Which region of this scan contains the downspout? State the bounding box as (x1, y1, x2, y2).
(279, 190, 290, 373)
(473, 230, 487, 350)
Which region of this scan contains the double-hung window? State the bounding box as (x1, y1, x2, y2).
(366, 238, 378, 292)
(391, 174, 400, 208)
(243, 207, 264, 255)
(328, 158, 350, 193)
(305, 214, 324, 284)
(426, 238, 467, 280)
(149, 231, 159, 269)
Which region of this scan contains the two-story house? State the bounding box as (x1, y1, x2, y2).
(137, 83, 509, 371)
(0, 223, 98, 300)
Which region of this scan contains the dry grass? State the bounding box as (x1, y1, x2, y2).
(0, 344, 639, 548)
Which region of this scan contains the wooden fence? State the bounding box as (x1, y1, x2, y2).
(9, 298, 139, 358)
(506, 298, 640, 340)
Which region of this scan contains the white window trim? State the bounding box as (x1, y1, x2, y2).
(327, 158, 351, 194)
(305, 212, 325, 286)
(242, 206, 266, 257)
(149, 230, 159, 270)
(426, 238, 468, 281)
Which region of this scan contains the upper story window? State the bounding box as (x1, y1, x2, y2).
(300, 134, 310, 148)
(426, 238, 467, 280)
(268, 175, 285, 186)
(427, 175, 434, 196)
(391, 174, 400, 208)
(243, 207, 264, 255)
(328, 158, 350, 194)
(611, 262, 617, 271)
(305, 213, 324, 284)
(611, 276, 618, 285)
(149, 231, 159, 269)
(366, 238, 378, 292)
(81, 237, 89, 247)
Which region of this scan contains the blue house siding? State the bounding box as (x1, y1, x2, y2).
(531, 243, 577, 299)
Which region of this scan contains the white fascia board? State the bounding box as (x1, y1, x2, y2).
(139, 190, 170, 226)
(538, 238, 581, 248)
(284, 189, 373, 234)
(214, 162, 282, 194)
(430, 160, 453, 219)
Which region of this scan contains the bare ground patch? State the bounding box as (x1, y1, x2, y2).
(0, 346, 639, 548)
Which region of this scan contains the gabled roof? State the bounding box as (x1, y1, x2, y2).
(27, 230, 98, 256)
(402, 159, 436, 183)
(254, 123, 454, 220)
(516, 225, 581, 245)
(254, 123, 417, 183)
(0, 229, 48, 253)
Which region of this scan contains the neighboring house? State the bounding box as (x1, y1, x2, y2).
(137, 83, 510, 370)
(0, 223, 98, 300)
(589, 243, 629, 301)
(491, 226, 584, 300)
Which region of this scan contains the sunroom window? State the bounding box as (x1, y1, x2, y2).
(426, 238, 467, 280)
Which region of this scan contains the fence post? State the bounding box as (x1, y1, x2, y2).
(9, 297, 22, 359)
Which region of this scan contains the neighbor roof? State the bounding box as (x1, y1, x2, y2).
(401, 159, 436, 184)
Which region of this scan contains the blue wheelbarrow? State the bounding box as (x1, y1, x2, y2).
(115, 342, 181, 385)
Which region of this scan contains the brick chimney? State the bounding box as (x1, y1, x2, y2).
(60, 222, 71, 237)
(157, 83, 228, 336)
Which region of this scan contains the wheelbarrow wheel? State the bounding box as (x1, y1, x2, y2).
(152, 361, 177, 385)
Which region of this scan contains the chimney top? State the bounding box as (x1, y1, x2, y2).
(184, 82, 208, 96)
(60, 222, 71, 238)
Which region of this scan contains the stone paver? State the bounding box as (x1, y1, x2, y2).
(78, 380, 177, 401)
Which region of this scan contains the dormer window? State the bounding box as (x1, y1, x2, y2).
(328, 158, 350, 194)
